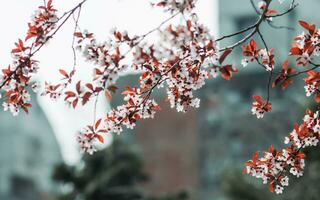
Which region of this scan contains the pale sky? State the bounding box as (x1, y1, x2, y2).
(0, 0, 218, 164)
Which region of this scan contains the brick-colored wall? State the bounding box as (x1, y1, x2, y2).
(135, 102, 199, 198)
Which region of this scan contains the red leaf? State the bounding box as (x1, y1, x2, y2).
(266, 9, 278, 15)
(242, 39, 258, 57)
(249, 39, 257, 50)
(105, 90, 112, 101)
(74, 32, 83, 38)
(85, 83, 94, 91)
(219, 65, 238, 80)
(21, 103, 32, 114)
(12, 39, 26, 53)
(299, 20, 310, 30)
(47, 0, 53, 8)
(95, 134, 104, 143)
(153, 105, 161, 110)
(156, 1, 167, 7)
(282, 60, 289, 70)
(186, 20, 192, 30)
(72, 98, 78, 109)
(268, 145, 276, 155)
(219, 49, 232, 64)
(122, 86, 135, 95)
(296, 152, 306, 159)
(95, 68, 103, 75)
(269, 180, 276, 193)
(95, 87, 103, 93)
(64, 91, 76, 101)
(315, 93, 320, 103)
(95, 118, 102, 130)
(76, 81, 81, 94)
(299, 20, 316, 34)
(107, 85, 118, 93)
(252, 151, 259, 163)
(114, 32, 122, 40)
(281, 79, 293, 90)
(82, 92, 92, 105)
(289, 47, 302, 56)
(59, 69, 69, 78)
(253, 95, 264, 104)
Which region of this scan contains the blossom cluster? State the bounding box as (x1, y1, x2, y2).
(272, 60, 296, 90)
(156, 19, 218, 112)
(245, 109, 320, 194)
(242, 7, 320, 194)
(152, 0, 196, 13)
(77, 119, 106, 155)
(286, 21, 320, 101)
(43, 29, 130, 105)
(3, 0, 320, 195)
(303, 70, 320, 101)
(251, 95, 272, 119)
(74, 0, 241, 151)
(74, 0, 295, 155)
(290, 21, 320, 66)
(1, 0, 58, 116)
(241, 39, 275, 71)
(104, 87, 160, 134)
(27, 0, 58, 45)
(76, 87, 161, 153)
(75, 30, 128, 88)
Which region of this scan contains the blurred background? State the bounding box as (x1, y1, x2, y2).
(1, 0, 320, 200)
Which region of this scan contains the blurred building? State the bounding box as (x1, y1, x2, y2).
(197, 1, 318, 199)
(0, 93, 62, 200)
(113, 1, 320, 200)
(112, 75, 200, 198)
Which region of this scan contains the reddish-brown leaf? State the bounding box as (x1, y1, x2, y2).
(95, 118, 102, 130)
(105, 90, 112, 101)
(82, 92, 92, 105)
(59, 69, 69, 78)
(64, 91, 76, 101)
(219, 49, 232, 64)
(76, 81, 81, 94)
(299, 20, 316, 34)
(74, 32, 83, 38)
(269, 181, 276, 193)
(72, 98, 78, 109)
(95, 134, 104, 143)
(252, 151, 259, 163)
(114, 32, 122, 40)
(299, 20, 310, 30)
(315, 93, 320, 103)
(289, 47, 302, 56)
(253, 95, 264, 104)
(266, 9, 278, 15)
(85, 83, 94, 91)
(219, 65, 238, 80)
(107, 85, 118, 93)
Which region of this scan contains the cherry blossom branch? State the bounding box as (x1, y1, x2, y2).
(285, 62, 320, 80)
(250, 0, 261, 15)
(267, 0, 298, 18)
(267, 20, 295, 31)
(3, 0, 316, 195)
(0, 0, 87, 90)
(218, 2, 270, 52)
(71, 6, 83, 70)
(216, 0, 273, 46)
(256, 28, 273, 103)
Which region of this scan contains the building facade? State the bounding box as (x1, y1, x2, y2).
(115, 1, 320, 200)
(0, 94, 62, 200)
(197, 1, 319, 199)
